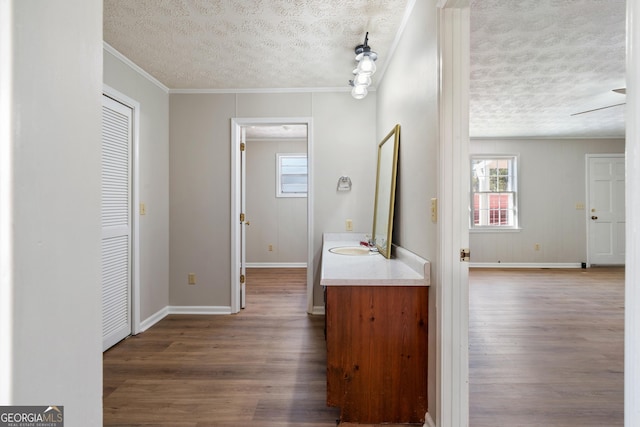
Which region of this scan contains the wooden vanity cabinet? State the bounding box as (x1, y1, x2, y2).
(325, 285, 428, 424)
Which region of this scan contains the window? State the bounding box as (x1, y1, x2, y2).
(276, 153, 307, 197)
(471, 156, 518, 229)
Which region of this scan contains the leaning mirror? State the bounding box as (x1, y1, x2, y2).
(372, 124, 400, 258)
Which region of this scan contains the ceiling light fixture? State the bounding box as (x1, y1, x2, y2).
(349, 32, 377, 100)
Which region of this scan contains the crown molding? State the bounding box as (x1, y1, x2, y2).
(103, 42, 170, 93)
(376, 0, 417, 85)
(169, 86, 371, 95)
(471, 135, 626, 141)
(103, 42, 378, 96)
(437, 0, 469, 8)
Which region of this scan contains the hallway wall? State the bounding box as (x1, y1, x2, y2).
(2, 1, 103, 424)
(104, 49, 171, 322)
(169, 92, 377, 309)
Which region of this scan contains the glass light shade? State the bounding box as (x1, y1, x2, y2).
(353, 73, 372, 87)
(357, 54, 377, 75)
(351, 84, 368, 99)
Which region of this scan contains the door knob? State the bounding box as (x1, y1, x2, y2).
(591, 216, 598, 220)
(246, 221, 250, 226)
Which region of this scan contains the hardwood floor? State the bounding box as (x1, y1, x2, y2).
(469, 267, 624, 427)
(104, 267, 624, 426)
(103, 268, 406, 427)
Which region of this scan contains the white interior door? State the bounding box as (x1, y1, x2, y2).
(240, 127, 247, 309)
(101, 95, 132, 351)
(588, 154, 625, 265)
(439, 4, 470, 426)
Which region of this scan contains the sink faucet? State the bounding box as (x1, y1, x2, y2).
(360, 235, 379, 252)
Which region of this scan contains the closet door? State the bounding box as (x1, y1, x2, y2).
(101, 94, 132, 351)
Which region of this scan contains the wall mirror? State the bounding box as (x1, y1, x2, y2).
(372, 124, 400, 258)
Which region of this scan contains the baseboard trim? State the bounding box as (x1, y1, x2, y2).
(311, 305, 325, 315)
(245, 262, 307, 268)
(168, 306, 232, 315)
(139, 306, 169, 333)
(423, 412, 435, 427)
(470, 262, 583, 269)
(137, 305, 232, 334)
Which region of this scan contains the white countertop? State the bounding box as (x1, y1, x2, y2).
(320, 233, 430, 286)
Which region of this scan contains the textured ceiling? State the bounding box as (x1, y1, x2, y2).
(103, 0, 408, 90)
(103, 0, 627, 139)
(470, 0, 626, 138)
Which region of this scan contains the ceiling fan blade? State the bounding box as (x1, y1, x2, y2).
(571, 103, 626, 116)
(613, 88, 626, 94)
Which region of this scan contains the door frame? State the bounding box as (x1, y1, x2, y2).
(585, 153, 625, 267)
(437, 1, 470, 426)
(627, 2, 640, 426)
(103, 84, 141, 336)
(231, 117, 314, 314)
(436, 2, 640, 427)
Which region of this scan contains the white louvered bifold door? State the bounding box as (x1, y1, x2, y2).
(101, 95, 132, 351)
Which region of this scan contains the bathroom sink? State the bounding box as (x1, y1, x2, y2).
(329, 246, 374, 256)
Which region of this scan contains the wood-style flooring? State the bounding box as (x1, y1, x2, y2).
(469, 267, 624, 427)
(104, 266, 624, 426)
(103, 268, 405, 427)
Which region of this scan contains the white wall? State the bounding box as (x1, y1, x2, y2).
(625, 1, 640, 424)
(377, 0, 439, 261)
(246, 139, 307, 264)
(103, 49, 170, 322)
(169, 91, 376, 309)
(310, 92, 378, 305)
(1, 1, 103, 425)
(169, 93, 236, 307)
(470, 138, 625, 264)
(376, 0, 439, 421)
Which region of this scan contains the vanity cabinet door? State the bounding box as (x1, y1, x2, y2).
(326, 285, 428, 424)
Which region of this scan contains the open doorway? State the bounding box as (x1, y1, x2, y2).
(231, 118, 313, 314)
(245, 126, 308, 269)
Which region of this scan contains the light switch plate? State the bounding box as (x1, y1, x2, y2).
(431, 198, 437, 223)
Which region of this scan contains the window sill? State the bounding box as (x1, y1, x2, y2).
(276, 194, 308, 198)
(470, 227, 522, 233)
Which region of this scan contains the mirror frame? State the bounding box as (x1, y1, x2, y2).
(372, 124, 400, 258)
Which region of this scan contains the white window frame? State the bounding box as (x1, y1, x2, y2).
(276, 153, 307, 198)
(470, 155, 519, 231)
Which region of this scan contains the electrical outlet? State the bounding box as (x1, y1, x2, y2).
(188, 273, 196, 285)
(534, 244, 540, 251)
(346, 219, 353, 231)
(268, 244, 273, 252)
